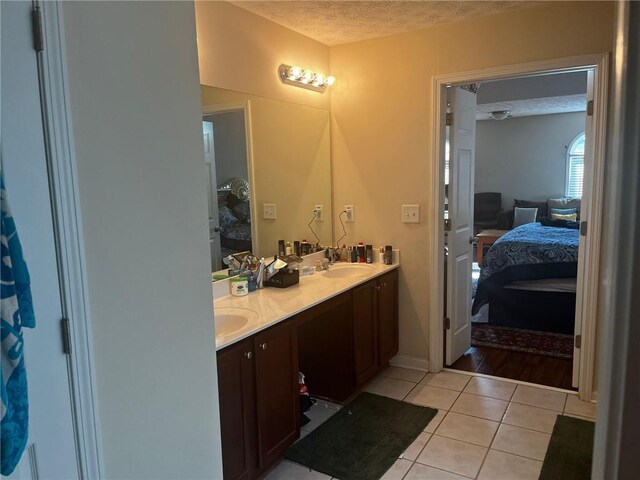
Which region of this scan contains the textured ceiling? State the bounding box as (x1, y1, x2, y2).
(230, 1, 540, 46)
(476, 94, 587, 120)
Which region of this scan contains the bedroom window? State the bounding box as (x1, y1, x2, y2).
(566, 132, 585, 198)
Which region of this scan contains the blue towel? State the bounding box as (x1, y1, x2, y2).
(1, 170, 36, 475)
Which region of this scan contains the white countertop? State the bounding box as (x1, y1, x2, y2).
(213, 262, 399, 351)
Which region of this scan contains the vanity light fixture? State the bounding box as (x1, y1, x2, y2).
(278, 64, 335, 93)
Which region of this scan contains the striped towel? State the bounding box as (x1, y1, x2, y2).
(1, 170, 36, 475)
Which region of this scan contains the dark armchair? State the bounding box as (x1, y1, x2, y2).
(474, 192, 502, 233)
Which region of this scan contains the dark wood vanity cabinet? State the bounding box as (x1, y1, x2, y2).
(353, 280, 379, 386)
(217, 338, 256, 480)
(377, 269, 399, 366)
(353, 269, 400, 387)
(217, 321, 298, 480)
(217, 268, 398, 479)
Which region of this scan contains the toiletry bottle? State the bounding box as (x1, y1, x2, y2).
(278, 240, 285, 257)
(294, 240, 301, 257)
(366, 245, 373, 264)
(357, 242, 365, 263)
(350, 245, 358, 263)
(340, 244, 349, 262)
(285, 241, 293, 255)
(301, 239, 309, 256)
(378, 247, 385, 264)
(384, 245, 393, 265)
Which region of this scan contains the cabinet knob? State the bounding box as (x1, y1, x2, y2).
(382, 282, 387, 288)
(259, 342, 267, 351)
(376, 285, 381, 291)
(244, 351, 252, 359)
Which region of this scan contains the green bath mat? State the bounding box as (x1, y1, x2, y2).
(285, 392, 437, 480)
(540, 415, 595, 480)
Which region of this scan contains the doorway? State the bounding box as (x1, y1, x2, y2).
(202, 107, 254, 273)
(429, 54, 609, 401)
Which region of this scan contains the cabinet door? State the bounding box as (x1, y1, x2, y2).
(353, 280, 378, 387)
(254, 320, 299, 470)
(297, 292, 354, 402)
(378, 270, 399, 366)
(217, 338, 257, 480)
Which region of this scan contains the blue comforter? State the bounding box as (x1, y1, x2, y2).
(471, 223, 579, 315)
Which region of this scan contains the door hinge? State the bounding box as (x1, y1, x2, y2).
(586, 100, 594, 116)
(445, 112, 453, 126)
(580, 221, 588, 236)
(444, 218, 452, 231)
(444, 317, 451, 330)
(60, 318, 72, 355)
(32, 6, 44, 52)
(575, 334, 582, 349)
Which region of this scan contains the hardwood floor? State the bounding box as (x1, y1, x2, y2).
(449, 345, 576, 391)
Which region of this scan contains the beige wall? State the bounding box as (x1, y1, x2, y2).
(329, 2, 615, 364)
(202, 86, 333, 258)
(195, 1, 331, 110)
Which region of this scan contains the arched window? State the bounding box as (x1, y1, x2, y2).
(566, 132, 585, 198)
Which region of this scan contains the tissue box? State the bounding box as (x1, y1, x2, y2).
(264, 269, 300, 288)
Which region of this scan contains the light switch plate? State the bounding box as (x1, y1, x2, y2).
(314, 204, 324, 221)
(402, 204, 420, 223)
(263, 203, 277, 219)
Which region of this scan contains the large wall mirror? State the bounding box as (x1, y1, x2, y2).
(201, 86, 333, 274)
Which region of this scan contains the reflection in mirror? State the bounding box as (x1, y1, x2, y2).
(202, 109, 252, 272)
(202, 86, 333, 272)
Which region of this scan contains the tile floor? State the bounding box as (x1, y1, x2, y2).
(266, 368, 596, 480)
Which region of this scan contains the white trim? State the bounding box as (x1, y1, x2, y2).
(429, 54, 609, 403)
(38, 2, 103, 478)
(202, 102, 258, 258)
(389, 355, 430, 372)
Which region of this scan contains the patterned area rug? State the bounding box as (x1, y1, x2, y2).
(471, 323, 574, 359)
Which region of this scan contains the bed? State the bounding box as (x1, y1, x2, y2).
(471, 222, 579, 334)
(218, 190, 252, 257)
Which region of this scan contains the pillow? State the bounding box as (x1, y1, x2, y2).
(218, 205, 239, 227)
(231, 201, 251, 222)
(513, 207, 538, 228)
(548, 197, 581, 212)
(540, 217, 580, 229)
(551, 212, 578, 221)
(550, 207, 577, 215)
(514, 199, 548, 219)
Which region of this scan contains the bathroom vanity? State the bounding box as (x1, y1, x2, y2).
(214, 264, 399, 480)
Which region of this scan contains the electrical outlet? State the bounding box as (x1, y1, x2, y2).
(263, 203, 277, 219)
(344, 205, 354, 223)
(402, 204, 420, 223)
(314, 204, 324, 221)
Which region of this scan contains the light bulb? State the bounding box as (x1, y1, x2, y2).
(301, 70, 314, 84)
(326, 76, 336, 87)
(288, 66, 302, 80)
(312, 73, 326, 87)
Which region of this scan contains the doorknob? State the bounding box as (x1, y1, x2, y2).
(469, 236, 474, 244)
(214, 226, 220, 233)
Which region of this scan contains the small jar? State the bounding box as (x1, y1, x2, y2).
(230, 277, 249, 296)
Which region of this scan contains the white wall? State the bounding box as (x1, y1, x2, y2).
(204, 111, 249, 185)
(62, 2, 222, 478)
(475, 112, 586, 210)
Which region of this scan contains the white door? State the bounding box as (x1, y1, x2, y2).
(446, 86, 477, 365)
(572, 69, 595, 388)
(203, 121, 222, 271)
(1, 1, 79, 478)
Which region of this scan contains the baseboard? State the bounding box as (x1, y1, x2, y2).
(389, 355, 430, 372)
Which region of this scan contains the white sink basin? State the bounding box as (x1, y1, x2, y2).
(322, 264, 375, 279)
(215, 307, 258, 337)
